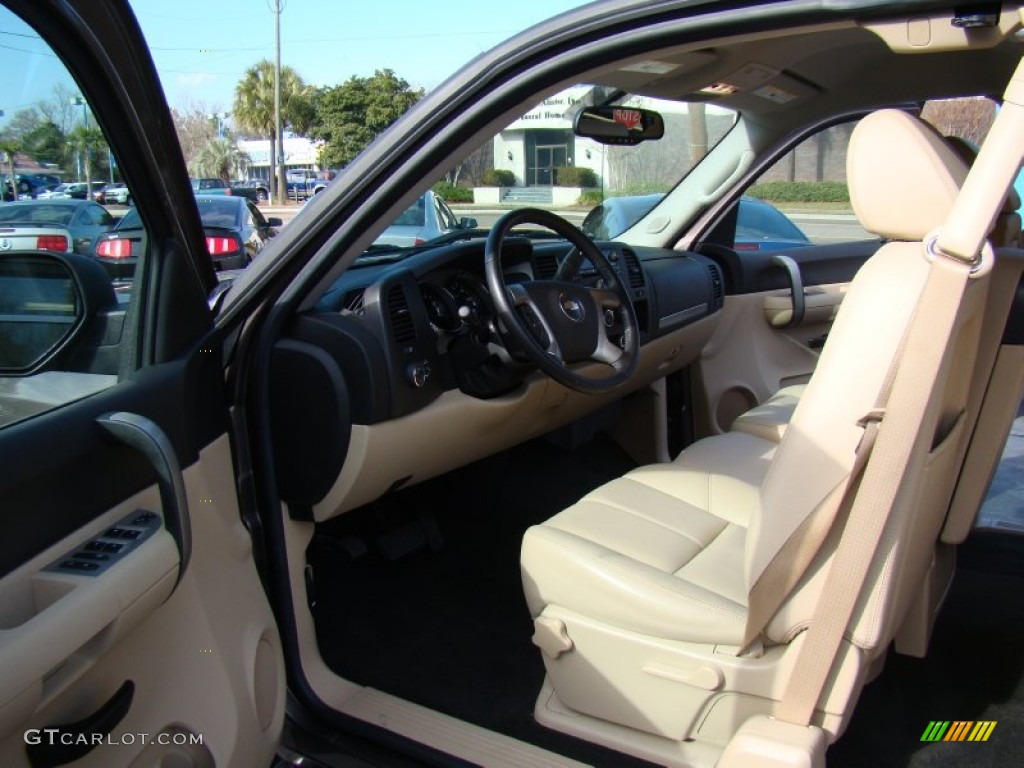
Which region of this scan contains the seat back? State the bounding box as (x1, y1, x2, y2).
(744, 110, 991, 653)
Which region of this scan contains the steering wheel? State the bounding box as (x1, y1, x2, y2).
(484, 208, 639, 394)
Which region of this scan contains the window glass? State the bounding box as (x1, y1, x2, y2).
(734, 120, 873, 250)
(0, 5, 143, 428)
(733, 101, 1000, 252)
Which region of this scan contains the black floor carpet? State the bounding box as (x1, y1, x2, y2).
(828, 530, 1024, 767)
(311, 435, 1024, 768)
(309, 434, 657, 768)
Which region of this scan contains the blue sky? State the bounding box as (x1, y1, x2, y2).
(129, 0, 594, 113)
(0, 0, 592, 130)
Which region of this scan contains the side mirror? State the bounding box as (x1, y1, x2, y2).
(266, 217, 283, 227)
(0, 252, 114, 373)
(459, 217, 478, 229)
(573, 106, 665, 146)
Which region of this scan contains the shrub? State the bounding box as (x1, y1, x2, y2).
(746, 180, 850, 203)
(432, 181, 473, 203)
(480, 168, 516, 187)
(577, 190, 604, 207)
(554, 166, 598, 187)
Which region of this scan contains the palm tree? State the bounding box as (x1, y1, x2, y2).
(191, 138, 250, 183)
(67, 126, 105, 193)
(233, 60, 312, 202)
(0, 139, 17, 202)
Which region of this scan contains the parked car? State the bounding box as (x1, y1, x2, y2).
(5, 3, 1024, 768)
(36, 181, 105, 200)
(100, 182, 131, 205)
(3, 173, 62, 200)
(583, 193, 811, 251)
(95, 194, 281, 278)
(372, 189, 478, 246)
(189, 177, 261, 203)
(239, 178, 270, 203)
(0, 212, 73, 253)
(0, 199, 115, 255)
(286, 169, 331, 201)
(35, 183, 74, 199)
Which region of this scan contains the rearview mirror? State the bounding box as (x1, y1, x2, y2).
(573, 106, 665, 146)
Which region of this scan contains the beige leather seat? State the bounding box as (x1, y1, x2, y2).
(730, 133, 1022, 445)
(520, 110, 996, 762)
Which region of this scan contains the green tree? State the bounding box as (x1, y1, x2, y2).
(3, 108, 43, 142)
(67, 126, 105, 190)
(232, 60, 312, 200)
(310, 69, 423, 168)
(22, 121, 66, 167)
(191, 138, 250, 183)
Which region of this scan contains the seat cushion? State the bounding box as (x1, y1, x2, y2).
(521, 431, 776, 645)
(730, 384, 807, 442)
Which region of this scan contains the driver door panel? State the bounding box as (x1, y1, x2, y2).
(0, 358, 285, 767)
(0, 2, 284, 764)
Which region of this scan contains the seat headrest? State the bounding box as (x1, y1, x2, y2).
(944, 134, 1022, 214)
(848, 110, 970, 241)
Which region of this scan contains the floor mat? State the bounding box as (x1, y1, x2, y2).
(827, 530, 1024, 767)
(309, 434, 657, 767)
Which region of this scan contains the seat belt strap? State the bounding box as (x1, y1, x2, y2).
(740, 303, 906, 652)
(740, 407, 881, 652)
(775, 254, 973, 725)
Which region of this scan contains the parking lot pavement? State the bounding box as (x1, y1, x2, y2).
(261, 205, 302, 224)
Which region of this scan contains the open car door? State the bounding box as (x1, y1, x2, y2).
(0, 2, 284, 766)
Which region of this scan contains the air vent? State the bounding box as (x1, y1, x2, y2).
(342, 288, 365, 316)
(707, 263, 724, 307)
(386, 285, 416, 344)
(533, 252, 558, 279)
(622, 249, 644, 290)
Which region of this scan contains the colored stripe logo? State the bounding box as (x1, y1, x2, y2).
(921, 721, 996, 742)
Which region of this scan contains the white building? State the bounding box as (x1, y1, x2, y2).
(492, 87, 733, 194)
(237, 136, 324, 180)
(492, 86, 605, 187)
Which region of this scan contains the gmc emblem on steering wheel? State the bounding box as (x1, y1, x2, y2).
(559, 293, 585, 323)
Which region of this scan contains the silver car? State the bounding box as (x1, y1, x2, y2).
(373, 190, 477, 247)
(0, 214, 73, 254)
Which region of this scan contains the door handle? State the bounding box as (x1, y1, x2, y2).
(771, 253, 805, 328)
(96, 412, 191, 581)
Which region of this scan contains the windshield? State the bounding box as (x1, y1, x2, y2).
(195, 199, 243, 227)
(0, 203, 74, 225)
(358, 89, 736, 260)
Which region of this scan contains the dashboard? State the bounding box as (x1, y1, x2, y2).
(270, 235, 726, 516)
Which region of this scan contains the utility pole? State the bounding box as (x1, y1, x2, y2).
(71, 96, 87, 181)
(270, 0, 286, 205)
